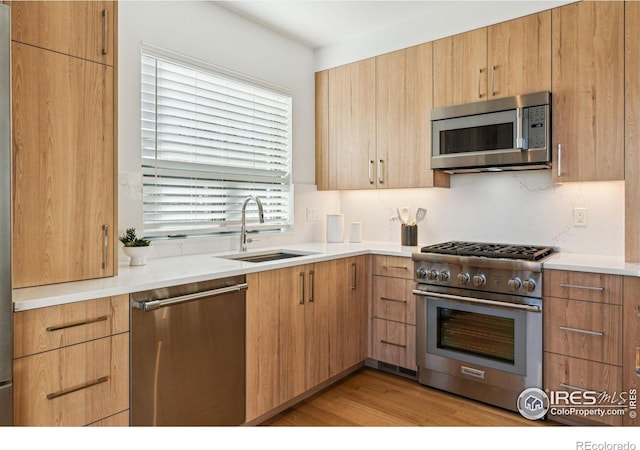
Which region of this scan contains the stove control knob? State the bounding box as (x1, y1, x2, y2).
(472, 274, 486, 287)
(507, 277, 522, 290)
(427, 270, 439, 281)
(416, 268, 429, 279)
(457, 273, 470, 284)
(522, 279, 537, 292)
(438, 271, 451, 282)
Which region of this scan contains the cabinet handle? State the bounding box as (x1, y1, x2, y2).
(299, 271, 305, 305)
(378, 159, 384, 184)
(102, 9, 108, 55)
(369, 160, 374, 184)
(491, 65, 496, 96)
(382, 265, 408, 271)
(559, 283, 604, 292)
(559, 325, 604, 337)
(477, 68, 483, 98)
(46, 316, 108, 332)
(557, 144, 562, 177)
(380, 340, 406, 349)
(47, 376, 110, 400)
(102, 224, 109, 269)
(380, 297, 407, 304)
(351, 262, 357, 290)
(560, 383, 602, 395)
(308, 270, 315, 303)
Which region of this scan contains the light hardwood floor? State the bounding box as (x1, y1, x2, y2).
(263, 368, 558, 426)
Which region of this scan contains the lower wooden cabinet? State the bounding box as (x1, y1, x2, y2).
(623, 277, 640, 426)
(87, 410, 130, 427)
(13, 333, 129, 426)
(371, 318, 416, 370)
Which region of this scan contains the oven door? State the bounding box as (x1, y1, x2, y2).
(414, 287, 542, 393)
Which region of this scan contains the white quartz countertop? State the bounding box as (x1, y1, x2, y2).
(542, 252, 640, 276)
(12, 241, 421, 311)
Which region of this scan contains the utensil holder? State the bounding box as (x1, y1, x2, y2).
(326, 214, 345, 243)
(401, 224, 417, 246)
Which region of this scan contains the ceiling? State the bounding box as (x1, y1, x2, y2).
(216, 1, 471, 49)
(215, 0, 575, 49)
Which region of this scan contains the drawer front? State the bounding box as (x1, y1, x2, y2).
(544, 297, 622, 365)
(371, 318, 416, 370)
(373, 276, 415, 325)
(14, 295, 129, 358)
(372, 255, 412, 279)
(14, 333, 129, 426)
(543, 270, 622, 304)
(544, 352, 623, 426)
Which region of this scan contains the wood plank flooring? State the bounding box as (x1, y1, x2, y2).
(262, 368, 557, 426)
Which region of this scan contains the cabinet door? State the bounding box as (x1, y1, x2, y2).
(626, 1, 640, 262)
(347, 256, 369, 366)
(376, 44, 448, 189)
(315, 70, 330, 190)
(12, 43, 114, 288)
(487, 11, 551, 99)
(305, 261, 331, 388)
(9, 0, 115, 66)
(433, 27, 487, 108)
(552, 1, 624, 182)
(328, 58, 376, 190)
(623, 277, 640, 426)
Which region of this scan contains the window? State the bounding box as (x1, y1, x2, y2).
(141, 48, 292, 238)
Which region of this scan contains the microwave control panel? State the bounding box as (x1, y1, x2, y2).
(526, 105, 547, 149)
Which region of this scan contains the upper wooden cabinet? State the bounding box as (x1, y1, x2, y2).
(433, 11, 551, 108)
(626, 0, 640, 262)
(9, 1, 115, 66)
(11, 1, 117, 288)
(551, 1, 624, 182)
(316, 48, 449, 190)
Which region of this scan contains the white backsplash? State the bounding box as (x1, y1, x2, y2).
(339, 170, 624, 256)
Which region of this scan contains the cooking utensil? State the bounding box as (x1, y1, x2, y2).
(400, 207, 410, 225)
(415, 208, 427, 224)
(396, 208, 404, 224)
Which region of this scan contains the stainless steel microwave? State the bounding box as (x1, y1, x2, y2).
(431, 91, 551, 173)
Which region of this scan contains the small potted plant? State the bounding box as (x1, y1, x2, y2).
(119, 227, 152, 266)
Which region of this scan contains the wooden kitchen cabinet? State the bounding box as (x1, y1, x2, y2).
(10, 0, 117, 288)
(370, 255, 416, 372)
(13, 295, 130, 426)
(623, 276, 640, 427)
(551, 0, 624, 182)
(9, 1, 115, 66)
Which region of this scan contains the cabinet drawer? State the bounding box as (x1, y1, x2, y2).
(372, 255, 412, 279)
(14, 295, 129, 358)
(13, 333, 129, 426)
(87, 410, 129, 427)
(373, 276, 415, 325)
(371, 318, 416, 370)
(544, 297, 622, 365)
(543, 270, 622, 304)
(544, 352, 623, 426)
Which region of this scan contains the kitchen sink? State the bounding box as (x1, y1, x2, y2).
(218, 250, 316, 263)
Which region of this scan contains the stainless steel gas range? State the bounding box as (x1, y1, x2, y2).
(412, 241, 556, 412)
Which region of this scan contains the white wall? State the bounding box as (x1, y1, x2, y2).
(118, 1, 340, 260)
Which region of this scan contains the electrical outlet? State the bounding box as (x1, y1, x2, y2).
(573, 207, 587, 227)
(306, 208, 319, 222)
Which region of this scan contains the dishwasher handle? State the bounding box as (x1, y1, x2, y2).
(133, 283, 248, 311)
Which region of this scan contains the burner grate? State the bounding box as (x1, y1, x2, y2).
(420, 241, 555, 261)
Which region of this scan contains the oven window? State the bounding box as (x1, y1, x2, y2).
(437, 307, 515, 365)
(440, 123, 513, 154)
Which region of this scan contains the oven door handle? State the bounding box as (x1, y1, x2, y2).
(412, 289, 541, 313)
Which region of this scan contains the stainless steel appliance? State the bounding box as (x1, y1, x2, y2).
(0, 3, 12, 427)
(131, 276, 247, 426)
(431, 91, 551, 173)
(412, 241, 555, 412)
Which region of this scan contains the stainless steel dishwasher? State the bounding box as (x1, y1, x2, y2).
(131, 275, 246, 426)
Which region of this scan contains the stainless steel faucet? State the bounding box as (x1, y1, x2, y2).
(240, 196, 265, 252)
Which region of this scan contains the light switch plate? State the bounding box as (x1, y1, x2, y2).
(306, 208, 319, 222)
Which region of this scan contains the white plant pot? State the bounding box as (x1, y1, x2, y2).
(122, 246, 152, 266)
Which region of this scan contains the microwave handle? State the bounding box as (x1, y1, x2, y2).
(516, 107, 526, 150)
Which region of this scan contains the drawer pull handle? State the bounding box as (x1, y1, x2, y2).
(560, 383, 602, 395)
(380, 297, 407, 304)
(47, 376, 110, 400)
(382, 265, 408, 271)
(102, 9, 108, 55)
(559, 326, 604, 337)
(46, 315, 108, 332)
(558, 283, 604, 292)
(380, 340, 406, 348)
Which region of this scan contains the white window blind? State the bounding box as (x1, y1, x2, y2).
(141, 51, 292, 238)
